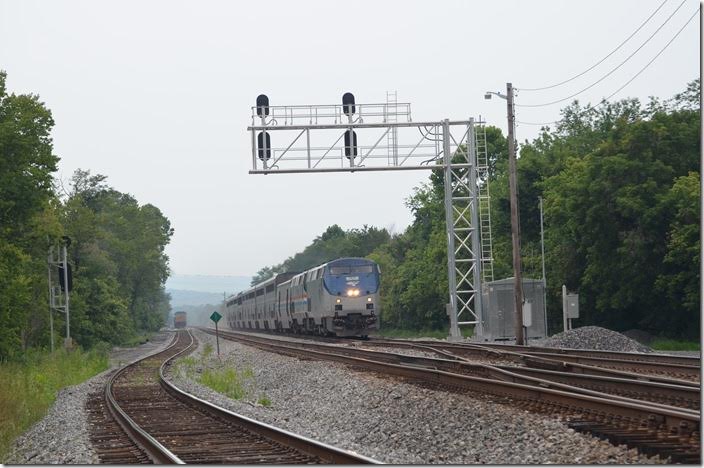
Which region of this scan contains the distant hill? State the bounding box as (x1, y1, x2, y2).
(166, 274, 252, 310)
(167, 289, 226, 308)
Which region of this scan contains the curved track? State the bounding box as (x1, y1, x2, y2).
(90, 330, 377, 464)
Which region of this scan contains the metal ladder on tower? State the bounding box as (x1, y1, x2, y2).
(475, 124, 494, 283)
(386, 91, 398, 165)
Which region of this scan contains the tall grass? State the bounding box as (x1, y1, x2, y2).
(0, 348, 108, 461)
(199, 367, 249, 400)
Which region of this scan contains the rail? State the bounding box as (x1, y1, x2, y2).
(199, 327, 700, 462)
(103, 330, 378, 464)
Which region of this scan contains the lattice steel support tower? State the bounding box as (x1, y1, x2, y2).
(247, 94, 487, 340)
(442, 119, 483, 340)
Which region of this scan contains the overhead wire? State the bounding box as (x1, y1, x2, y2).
(515, 0, 688, 108)
(517, 0, 669, 92)
(515, 6, 699, 127)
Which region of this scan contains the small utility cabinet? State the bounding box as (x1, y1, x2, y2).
(480, 277, 547, 341)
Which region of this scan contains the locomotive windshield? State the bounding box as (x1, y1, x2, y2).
(329, 265, 374, 275)
(323, 260, 379, 295)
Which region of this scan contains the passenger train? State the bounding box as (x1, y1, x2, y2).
(223, 257, 380, 337)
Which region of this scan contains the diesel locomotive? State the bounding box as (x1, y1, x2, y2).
(224, 257, 380, 337)
(174, 311, 187, 329)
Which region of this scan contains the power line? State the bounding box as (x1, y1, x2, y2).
(516, 6, 699, 127)
(515, 0, 687, 108)
(517, 0, 669, 92)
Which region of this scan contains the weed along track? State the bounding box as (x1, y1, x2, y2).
(90, 330, 377, 464)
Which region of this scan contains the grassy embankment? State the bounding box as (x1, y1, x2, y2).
(0, 347, 108, 461)
(650, 339, 700, 352)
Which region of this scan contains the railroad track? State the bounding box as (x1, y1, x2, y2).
(201, 327, 700, 463)
(214, 327, 700, 381)
(356, 339, 701, 387)
(402, 340, 701, 382)
(89, 329, 377, 464)
(452, 341, 701, 366)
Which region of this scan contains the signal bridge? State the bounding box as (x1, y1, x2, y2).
(247, 93, 495, 340)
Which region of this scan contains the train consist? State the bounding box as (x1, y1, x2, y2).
(224, 257, 380, 337)
(174, 311, 187, 329)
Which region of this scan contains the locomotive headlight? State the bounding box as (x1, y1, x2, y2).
(346, 289, 360, 297)
(336, 298, 341, 303)
(367, 297, 372, 302)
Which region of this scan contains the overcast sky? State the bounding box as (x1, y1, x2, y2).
(1, 0, 699, 277)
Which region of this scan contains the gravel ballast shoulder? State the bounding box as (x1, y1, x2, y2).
(4, 331, 174, 465)
(166, 329, 664, 464)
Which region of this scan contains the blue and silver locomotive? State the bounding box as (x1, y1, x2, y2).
(224, 257, 380, 337)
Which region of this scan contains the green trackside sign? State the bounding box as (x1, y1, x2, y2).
(211, 311, 222, 357)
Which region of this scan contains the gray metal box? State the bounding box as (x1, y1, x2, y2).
(480, 277, 547, 341)
(565, 294, 579, 319)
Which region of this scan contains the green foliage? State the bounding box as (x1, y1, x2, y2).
(0, 71, 174, 359)
(0, 71, 63, 358)
(537, 88, 700, 338)
(249, 81, 700, 341)
(0, 70, 58, 242)
(199, 367, 249, 400)
(201, 343, 214, 358)
(59, 169, 174, 348)
(251, 224, 391, 285)
(0, 347, 108, 461)
(650, 339, 700, 352)
(257, 394, 272, 407)
(654, 172, 700, 336)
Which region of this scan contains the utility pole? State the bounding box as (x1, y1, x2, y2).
(539, 196, 548, 337)
(506, 82, 525, 345)
(48, 238, 72, 350)
(62, 242, 71, 348)
(485, 84, 525, 344)
(47, 249, 54, 353)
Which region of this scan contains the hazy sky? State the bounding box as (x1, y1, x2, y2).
(1, 0, 699, 277)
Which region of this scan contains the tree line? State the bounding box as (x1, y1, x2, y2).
(252, 80, 700, 340)
(0, 71, 173, 359)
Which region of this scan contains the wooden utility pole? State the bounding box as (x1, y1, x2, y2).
(506, 82, 525, 345)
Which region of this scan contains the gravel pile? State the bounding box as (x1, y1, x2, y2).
(4, 331, 174, 464)
(537, 326, 652, 353)
(165, 329, 662, 464)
